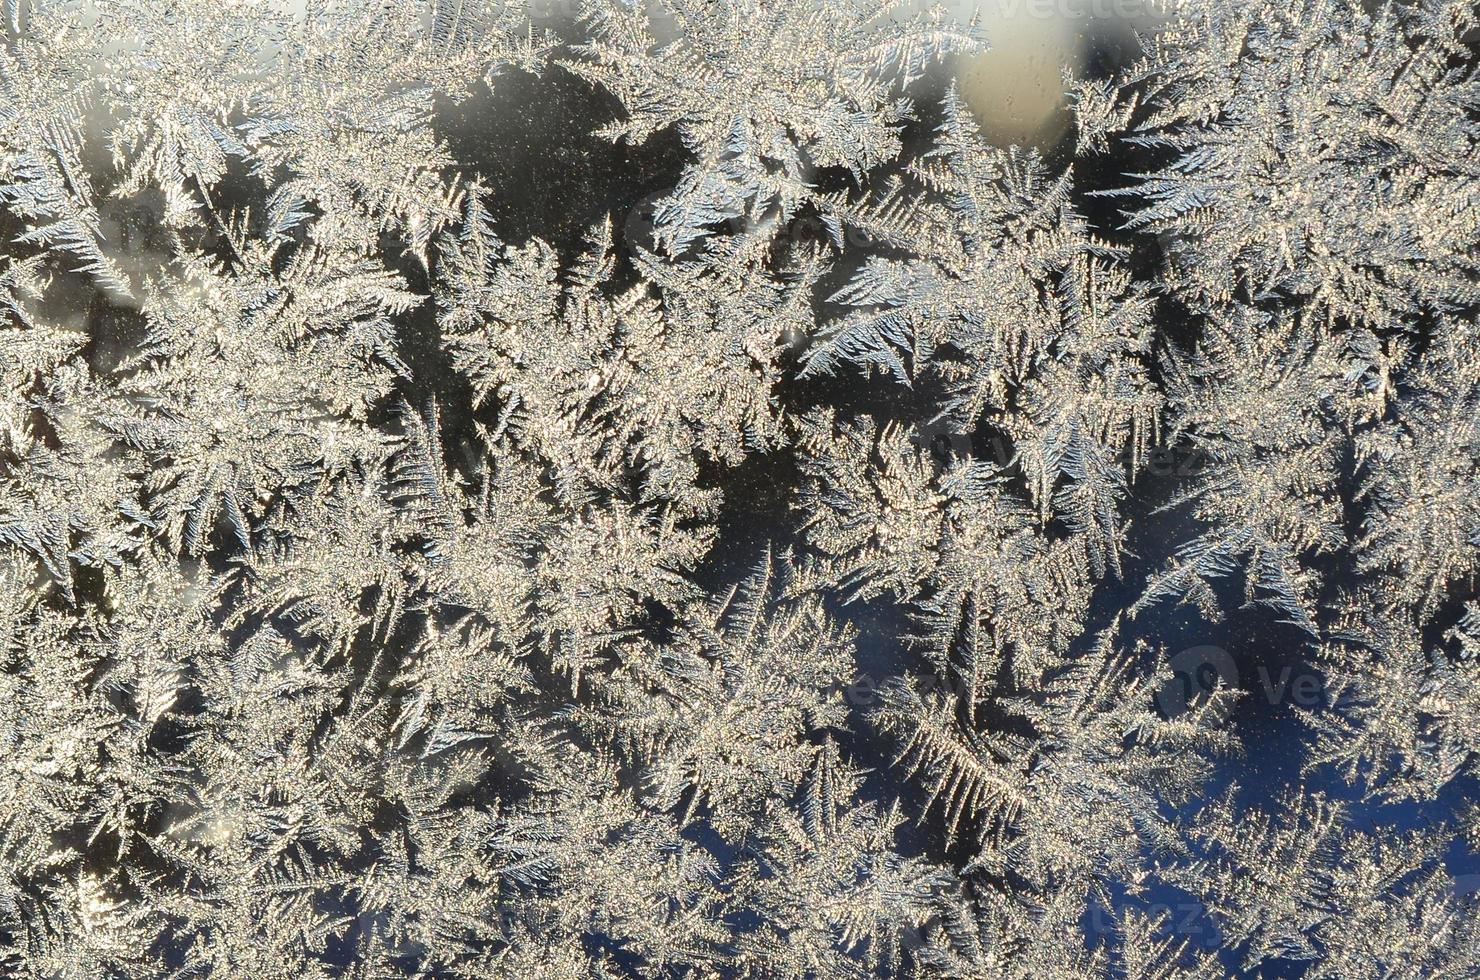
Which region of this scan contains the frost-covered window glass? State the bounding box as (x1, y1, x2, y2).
(0, 0, 1476, 976)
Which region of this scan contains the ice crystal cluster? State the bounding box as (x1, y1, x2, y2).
(0, 0, 1476, 976)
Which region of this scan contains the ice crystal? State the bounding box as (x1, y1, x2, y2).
(0, 0, 1475, 977)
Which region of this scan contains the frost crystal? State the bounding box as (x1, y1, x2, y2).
(0, 1, 1476, 977)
